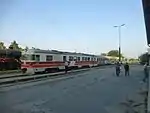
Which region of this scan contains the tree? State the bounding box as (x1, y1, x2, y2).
(24, 46, 29, 52)
(139, 52, 149, 64)
(0, 42, 6, 49)
(107, 50, 119, 57)
(32, 47, 36, 49)
(9, 41, 19, 50)
(107, 50, 123, 57)
(129, 58, 135, 62)
(9, 41, 23, 51)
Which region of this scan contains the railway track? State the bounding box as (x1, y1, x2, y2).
(0, 65, 114, 87)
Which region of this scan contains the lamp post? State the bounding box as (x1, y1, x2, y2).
(114, 24, 125, 62)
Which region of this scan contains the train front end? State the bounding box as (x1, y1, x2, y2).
(21, 50, 36, 75)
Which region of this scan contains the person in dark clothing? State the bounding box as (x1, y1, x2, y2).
(124, 62, 129, 76)
(116, 62, 121, 77)
(65, 61, 69, 73)
(143, 63, 149, 82)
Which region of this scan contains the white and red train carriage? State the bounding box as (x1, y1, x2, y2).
(21, 49, 109, 74)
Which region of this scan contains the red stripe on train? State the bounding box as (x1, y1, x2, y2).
(21, 64, 64, 68)
(21, 61, 98, 69)
(75, 61, 97, 65)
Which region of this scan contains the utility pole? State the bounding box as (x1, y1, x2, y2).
(114, 24, 125, 62)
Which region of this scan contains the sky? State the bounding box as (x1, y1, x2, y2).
(0, 0, 148, 58)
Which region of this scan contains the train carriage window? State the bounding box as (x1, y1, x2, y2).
(46, 55, 53, 61)
(77, 57, 80, 61)
(82, 57, 84, 61)
(31, 55, 35, 60)
(63, 56, 67, 61)
(74, 56, 77, 61)
(85, 57, 88, 61)
(88, 57, 90, 61)
(97, 58, 99, 61)
(21, 54, 31, 60)
(69, 56, 73, 61)
(35, 55, 40, 61)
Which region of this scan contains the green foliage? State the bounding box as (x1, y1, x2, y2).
(129, 58, 137, 62)
(139, 52, 149, 64)
(9, 41, 24, 51)
(107, 50, 123, 57)
(0, 41, 29, 52)
(9, 41, 19, 50)
(0, 42, 6, 49)
(24, 46, 29, 52)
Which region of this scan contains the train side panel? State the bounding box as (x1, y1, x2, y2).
(21, 49, 110, 74)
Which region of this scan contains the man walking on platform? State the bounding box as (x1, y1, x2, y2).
(65, 61, 69, 74)
(116, 62, 121, 77)
(124, 62, 129, 76)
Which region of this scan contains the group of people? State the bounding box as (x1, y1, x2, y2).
(115, 62, 149, 83)
(115, 62, 129, 77)
(65, 60, 149, 83)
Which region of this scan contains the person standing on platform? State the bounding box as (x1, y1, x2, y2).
(124, 62, 129, 76)
(65, 61, 69, 74)
(143, 63, 149, 82)
(116, 62, 121, 77)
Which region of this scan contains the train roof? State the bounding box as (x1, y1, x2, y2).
(24, 49, 105, 57)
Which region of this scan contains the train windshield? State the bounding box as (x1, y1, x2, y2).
(21, 54, 40, 61)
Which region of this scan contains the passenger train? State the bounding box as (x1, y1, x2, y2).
(21, 49, 109, 74)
